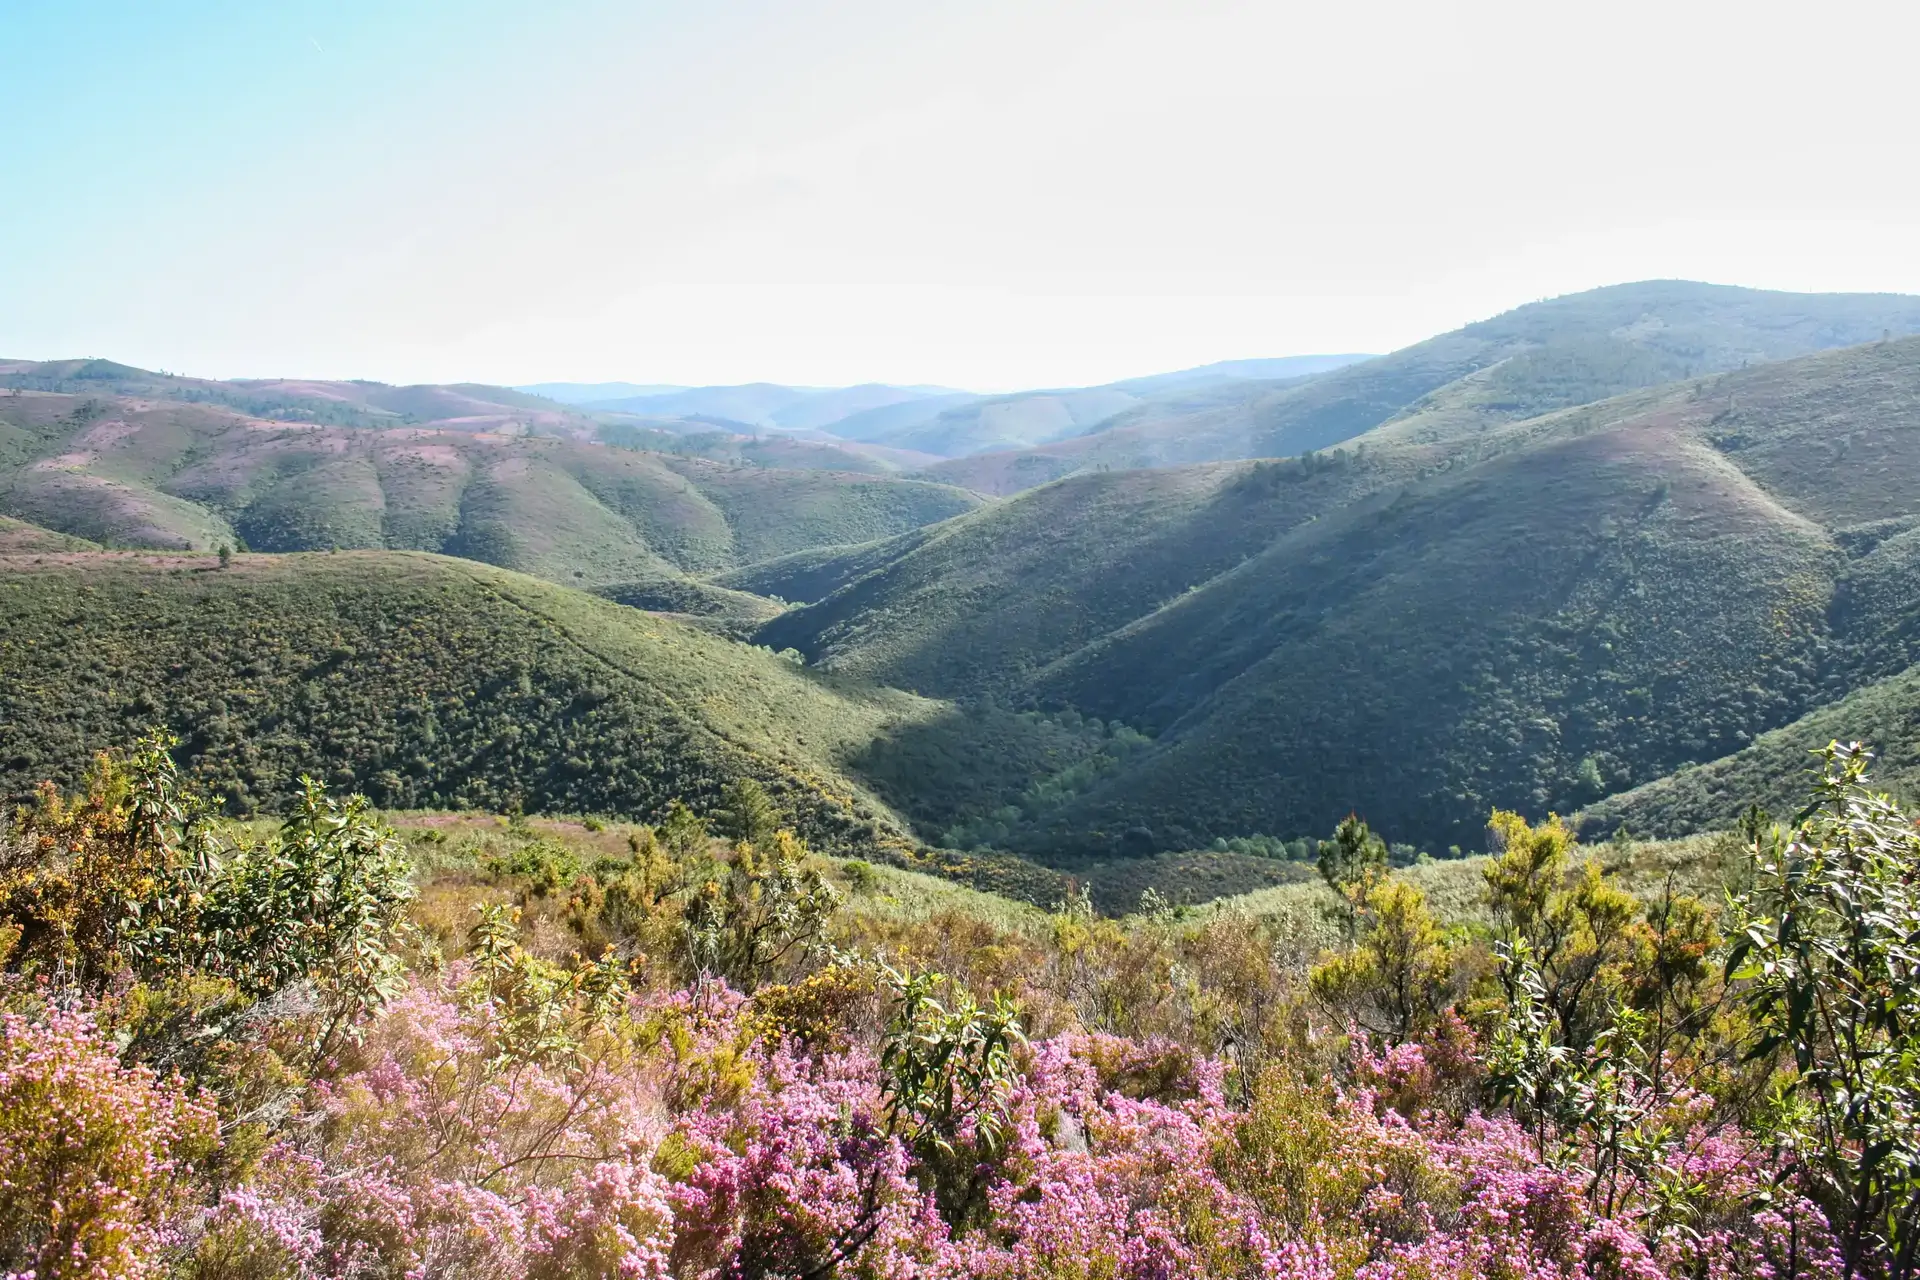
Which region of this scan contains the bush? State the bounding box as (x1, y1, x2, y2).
(0, 1008, 217, 1280)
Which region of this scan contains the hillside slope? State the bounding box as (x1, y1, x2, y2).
(0, 551, 940, 853)
(769, 338, 1920, 855)
(919, 281, 1920, 493)
(1022, 339, 1920, 852)
(1582, 660, 1920, 837)
(756, 458, 1388, 698)
(0, 391, 980, 591)
(0, 359, 583, 432)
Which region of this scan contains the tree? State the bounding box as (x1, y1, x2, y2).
(1309, 878, 1455, 1043)
(715, 777, 780, 847)
(1317, 814, 1387, 933)
(1483, 810, 1643, 1053)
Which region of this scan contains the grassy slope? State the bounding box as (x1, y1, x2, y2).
(0, 551, 948, 854)
(766, 339, 1920, 857)
(0, 514, 100, 552)
(1025, 340, 1920, 853)
(756, 460, 1388, 699)
(919, 281, 1920, 494)
(0, 392, 980, 595)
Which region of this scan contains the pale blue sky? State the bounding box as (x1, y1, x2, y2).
(4, 0, 1917, 390)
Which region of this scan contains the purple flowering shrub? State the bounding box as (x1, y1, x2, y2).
(0, 740, 1900, 1278)
(163, 980, 1839, 1279)
(0, 1008, 217, 1280)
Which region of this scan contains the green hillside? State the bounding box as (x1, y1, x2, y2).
(0, 390, 980, 594)
(592, 421, 902, 474)
(919, 281, 1920, 493)
(0, 551, 939, 855)
(757, 457, 1388, 699)
(763, 338, 1920, 857)
(707, 530, 940, 605)
(1582, 661, 1920, 838)
(0, 514, 99, 552)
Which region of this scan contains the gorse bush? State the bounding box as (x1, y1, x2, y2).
(0, 735, 1910, 1276)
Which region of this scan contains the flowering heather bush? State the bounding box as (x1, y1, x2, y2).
(0, 1008, 216, 1280)
(0, 742, 1890, 1278)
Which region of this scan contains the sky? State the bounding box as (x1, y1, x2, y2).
(3, 0, 1917, 391)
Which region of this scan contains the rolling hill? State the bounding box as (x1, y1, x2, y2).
(0, 359, 585, 433)
(0, 551, 935, 852)
(764, 336, 1920, 856)
(0, 387, 982, 598)
(918, 281, 1920, 493)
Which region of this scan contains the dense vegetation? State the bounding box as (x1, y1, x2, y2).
(0, 383, 981, 598)
(0, 552, 934, 857)
(768, 338, 1920, 857)
(0, 734, 1912, 1277)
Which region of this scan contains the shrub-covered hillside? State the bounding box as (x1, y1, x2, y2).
(0, 389, 981, 593)
(0, 551, 940, 855)
(757, 454, 1387, 699)
(0, 731, 1910, 1277)
(770, 339, 1920, 856)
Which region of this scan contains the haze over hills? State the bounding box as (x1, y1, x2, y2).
(917, 281, 1920, 493)
(508, 355, 1374, 454)
(516, 381, 688, 404)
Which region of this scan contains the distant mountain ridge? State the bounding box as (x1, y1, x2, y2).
(0, 369, 982, 607)
(507, 355, 1375, 453)
(919, 281, 1920, 493)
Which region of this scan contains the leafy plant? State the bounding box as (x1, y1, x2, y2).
(684, 829, 839, 990)
(1727, 743, 1920, 1276)
(878, 964, 1025, 1228)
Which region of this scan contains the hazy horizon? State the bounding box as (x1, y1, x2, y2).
(5, 0, 1917, 391)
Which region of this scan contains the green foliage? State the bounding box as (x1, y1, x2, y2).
(851, 705, 1151, 848)
(485, 837, 584, 896)
(0, 553, 920, 858)
(1309, 877, 1456, 1042)
(879, 963, 1025, 1227)
(184, 776, 414, 1022)
(463, 903, 630, 1067)
(684, 830, 840, 990)
(1317, 814, 1388, 922)
(1727, 743, 1920, 1275)
(714, 777, 780, 847)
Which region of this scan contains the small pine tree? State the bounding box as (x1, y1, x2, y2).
(716, 777, 780, 848)
(1317, 814, 1388, 927)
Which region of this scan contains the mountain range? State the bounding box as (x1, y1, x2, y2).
(7, 279, 1920, 901)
